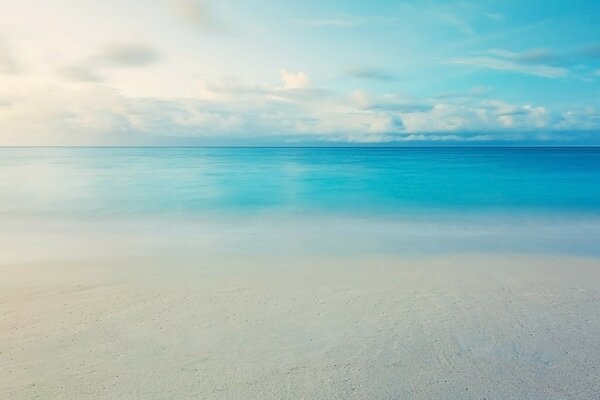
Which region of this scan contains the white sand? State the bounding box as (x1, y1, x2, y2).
(2, 252, 600, 399)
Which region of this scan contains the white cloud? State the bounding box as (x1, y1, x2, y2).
(1, 70, 599, 145)
(279, 69, 311, 90)
(400, 100, 556, 133)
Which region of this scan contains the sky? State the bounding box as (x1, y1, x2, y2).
(1, 0, 600, 145)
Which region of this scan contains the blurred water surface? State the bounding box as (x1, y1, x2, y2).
(1, 147, 599, 218)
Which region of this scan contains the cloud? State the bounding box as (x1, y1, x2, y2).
(0, 36, 21, 74)
(346, 68, 397, 82)
(57, 42, 160, 83)
(58, 66, 104, 82)
(451, 46, 600, 80)
(435, 86, 488, 99)
(424, 2, 489, 36)
(555, 108, 600, 130)
(169, 0, 223, 31)
(0, 72, 405, 145)
(98, 43, 160, 67)
(497, 48, 561, 65)
(439, 13, 473, 35)
(400, 100, 554, 133)
(359, 93, 432, 113)
(452, 50, 568, 78)
(279, 69, 311, 90)
(2, 70, 600, 145)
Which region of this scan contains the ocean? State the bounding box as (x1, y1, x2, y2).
(1, 147, 600, 260)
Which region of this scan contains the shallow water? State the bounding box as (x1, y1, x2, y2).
(1, 147, 599, 259)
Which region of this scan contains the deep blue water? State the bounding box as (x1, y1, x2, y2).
(1, 147, 599, 218)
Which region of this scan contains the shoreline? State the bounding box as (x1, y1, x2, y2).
(2, 213, 600, 267)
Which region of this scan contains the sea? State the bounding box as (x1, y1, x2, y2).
(1, 147, 600, 263)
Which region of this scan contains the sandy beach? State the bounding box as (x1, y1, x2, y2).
(2, 251, 600, 399)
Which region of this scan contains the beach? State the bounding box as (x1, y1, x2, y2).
(3, 0, 600, 397)
(2, 217, 600, 400)
(3, 252, 600, 399)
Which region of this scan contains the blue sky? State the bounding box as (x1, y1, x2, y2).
(0, 0, 599, 145)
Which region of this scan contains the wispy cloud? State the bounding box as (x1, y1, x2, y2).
(452, 45, 600, 80)
(495, 48, 561, 65)
(345, 68, 398, 82)
(449, 19, 554, 51)
(438, 13, 473, 35)
(169, 0, 224, 31)
(97, 43, 160, 67)
(435, 86, 488, 100)
(452, 49, 569, 78)
(57, 42, 161, 83)
(58, 66, 105, 82)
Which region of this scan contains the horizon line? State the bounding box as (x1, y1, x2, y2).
(2, 145, 600, 149)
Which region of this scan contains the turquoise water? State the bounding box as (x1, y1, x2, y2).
(1, 147, 600, 218)
(1, 147, 600, 259)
